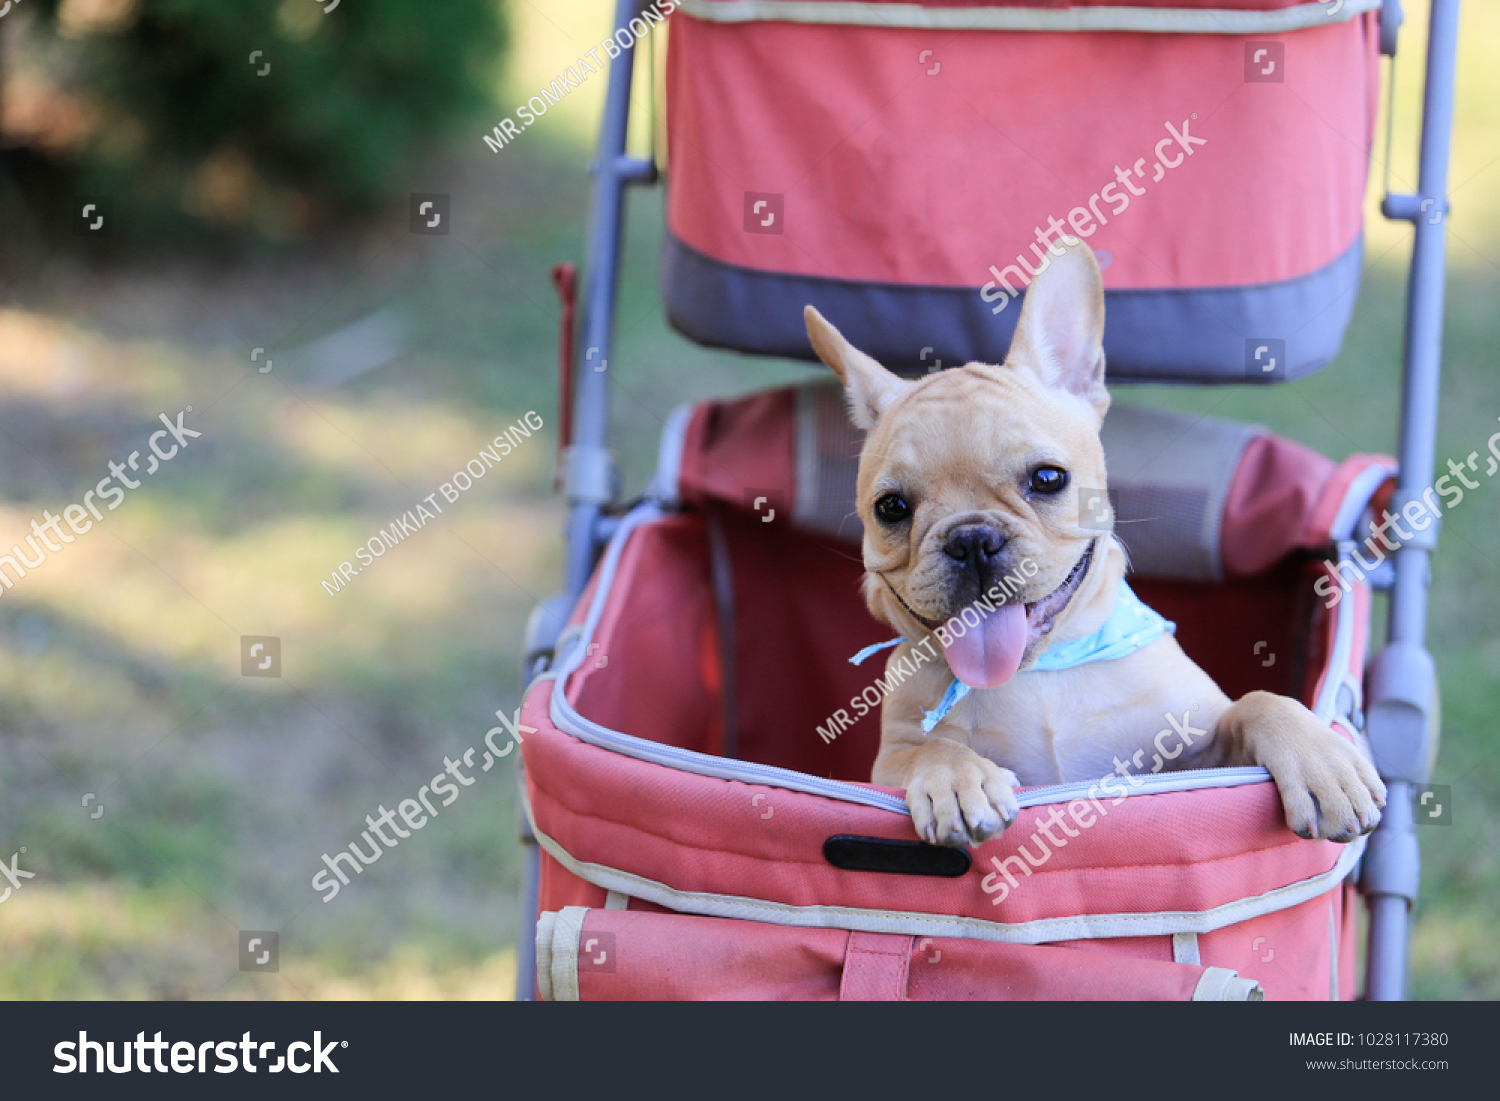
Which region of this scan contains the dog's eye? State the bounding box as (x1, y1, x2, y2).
(1029, 466, 1069, 495)
(873, 494, 912, 524)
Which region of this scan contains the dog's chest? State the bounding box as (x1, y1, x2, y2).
(965, 685, 1113, 786)
(964, 651, 1220, 787)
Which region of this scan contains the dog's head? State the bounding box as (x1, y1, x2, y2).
(805, 238, 1116, 690)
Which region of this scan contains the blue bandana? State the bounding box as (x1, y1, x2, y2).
(849, 579, 1175, 733)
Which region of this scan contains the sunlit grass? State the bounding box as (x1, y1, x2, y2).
(0, 884, 514, 1000)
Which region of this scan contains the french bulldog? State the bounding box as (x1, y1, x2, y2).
(803, 238, 1386, 848)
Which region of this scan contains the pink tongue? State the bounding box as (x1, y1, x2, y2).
(941, 602, 1028, 689)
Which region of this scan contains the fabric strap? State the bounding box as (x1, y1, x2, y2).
(840, 932, 915, 1000)
(1172, 932, 1201, 966)
(1192, 966, 1265, 1001)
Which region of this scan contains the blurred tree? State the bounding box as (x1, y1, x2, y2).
(8, 0, 506, 241)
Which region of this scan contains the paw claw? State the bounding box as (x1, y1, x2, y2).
(1274, 737, 1385, 845)
(906, 756, 1019, 848)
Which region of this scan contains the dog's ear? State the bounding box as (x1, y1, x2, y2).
(804, 306, 908, 430)
(1004, 238, 1108, 416)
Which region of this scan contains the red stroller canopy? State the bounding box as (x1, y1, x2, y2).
(662, 1, 1382, 380)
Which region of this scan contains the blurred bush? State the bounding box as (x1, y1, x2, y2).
(2, 0, 506, 243)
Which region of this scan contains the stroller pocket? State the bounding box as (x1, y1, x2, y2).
(536, 906, 1266, 1001)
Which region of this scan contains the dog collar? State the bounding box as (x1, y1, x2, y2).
(849, 579, 1175, 733)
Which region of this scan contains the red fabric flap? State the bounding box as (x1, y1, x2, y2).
(564, 907, 1235, 1000)
(678, 390, 798, 515)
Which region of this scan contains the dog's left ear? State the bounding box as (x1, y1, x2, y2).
(804, 305, 909, 430)
(1004, 238, 1108, 417)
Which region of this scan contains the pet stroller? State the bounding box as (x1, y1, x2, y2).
(515, 0, 1457, 1000)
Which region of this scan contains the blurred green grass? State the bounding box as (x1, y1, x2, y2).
(0, 0, 1496, 999)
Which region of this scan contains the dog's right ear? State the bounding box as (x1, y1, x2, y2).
(804, 306, 908, 430)
(1004, 237, 1108, 417)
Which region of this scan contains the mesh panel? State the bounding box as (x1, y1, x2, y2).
(794, 382, 864, 542)
(1108, 484, 1213, 579)
(1099, 405, 1262, 581)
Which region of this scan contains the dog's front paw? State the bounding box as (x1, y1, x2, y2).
(906, 753, 1020, 848)
(1269, 730, 1387, 843)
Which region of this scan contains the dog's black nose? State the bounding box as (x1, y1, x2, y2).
(943, 526, 1007, 567)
